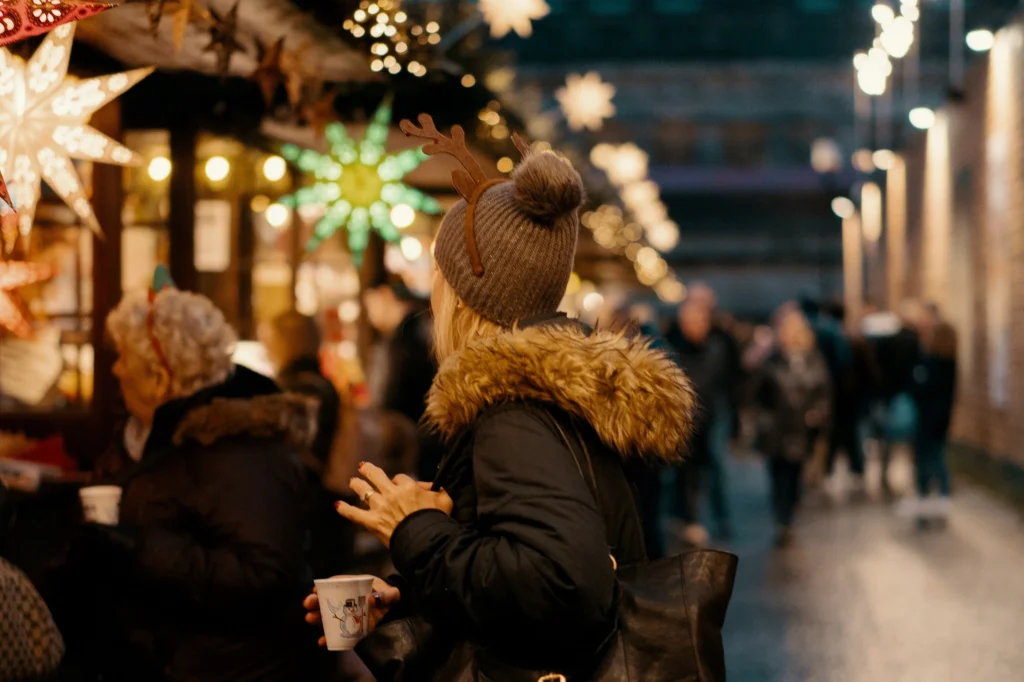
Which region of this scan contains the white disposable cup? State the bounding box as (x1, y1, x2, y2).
(79, 485, 122, 526)
(315, 575, 375, 651)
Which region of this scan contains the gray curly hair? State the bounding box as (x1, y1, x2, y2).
(106, 289, 237, 398)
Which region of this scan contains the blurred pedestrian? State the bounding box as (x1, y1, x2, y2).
(265, 310, 340, 473)
(667, 299, 731, 544)
(754, 311, 831, 547)
(70, 272, 317, 682)
(902, 321, 958, 528)
(364, 282, 439, 482)
(823, 301, 880, 493)
(264, 310, 353, 581)
(313, 139, 701, 679)
(864, 301, 923, 499)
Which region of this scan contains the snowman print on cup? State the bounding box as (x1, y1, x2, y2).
(327, 597, 366, 639)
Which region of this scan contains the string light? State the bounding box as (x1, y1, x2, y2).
(344, 0, 439, 76)
(263, 155, 287, 182)
(147, 157, 172, 182)
(205, 156, 230, 182)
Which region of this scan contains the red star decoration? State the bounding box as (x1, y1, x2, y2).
(0, 258, 52, 339)
(0, 0, 114, 48)
(0, 170, 11, 210)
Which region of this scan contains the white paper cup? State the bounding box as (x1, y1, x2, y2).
(315, 575, 375, 651)
(79, 485, 122, 526)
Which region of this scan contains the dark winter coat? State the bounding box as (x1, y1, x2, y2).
(872, 326, 921, 399)
(754, 351, 832, 462)
(664, 328, 729, 462)
(912, 355, 957, 441)
(69, 367, 317, 682)
(378, 316, 697, 677)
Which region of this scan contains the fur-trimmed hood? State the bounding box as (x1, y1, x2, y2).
(425, 321, 697, 461)
(173, 393, 318, 449)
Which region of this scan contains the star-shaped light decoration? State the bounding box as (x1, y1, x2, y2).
(0, 256, 52, 339)
(556, 72, 616, 132)
(0, 22, 153, 240)
(479, 0, 549, 39)
(279, 99, 441, 265)
(0, 0, 113, 47)
(250, 37, 286, 106)
(205, 1, 242, 75)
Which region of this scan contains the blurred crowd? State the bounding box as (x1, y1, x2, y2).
(639, 285, 958, 552)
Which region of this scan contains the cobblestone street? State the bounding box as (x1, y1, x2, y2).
(717, 456, 1024, 682)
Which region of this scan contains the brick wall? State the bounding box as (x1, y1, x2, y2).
(902, 19, 1024, 466)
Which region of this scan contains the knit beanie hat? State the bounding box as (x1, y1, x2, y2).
(401, 115, 584, 327)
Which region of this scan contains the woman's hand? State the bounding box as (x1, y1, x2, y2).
(336, 463, 453, 547)
(303, 577, 400, 647)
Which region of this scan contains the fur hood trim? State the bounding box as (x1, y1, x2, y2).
(173, 393, 318, 448)
(425, 324, 697, 461)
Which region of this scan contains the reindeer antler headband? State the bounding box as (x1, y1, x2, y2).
(400, 114, 532, 278)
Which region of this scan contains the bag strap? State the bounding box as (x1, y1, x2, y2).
(538, 408, 602, 513)
(537, 408, 621, 570)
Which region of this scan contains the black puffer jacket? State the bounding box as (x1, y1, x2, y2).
(380, 316, 697, 677)
(69, 367, 317, 682)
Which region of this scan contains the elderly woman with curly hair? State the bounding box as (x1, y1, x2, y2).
(67, 274, 317, 682)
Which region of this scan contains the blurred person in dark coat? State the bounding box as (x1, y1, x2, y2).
(68, 279, 316, 682)
(823, 301, 881, 490)
(903, 321, 958, 527)
(364, 282, 440, 482)
(862, 301, 923, 499)
(265, 311, 340, 473)
(666, 299, 730, 545)
(754, 310, 831, 547)
(264, 310, 352, 580)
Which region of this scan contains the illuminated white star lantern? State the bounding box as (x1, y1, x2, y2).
(479, 0, 550, 39)
(0, 23, 153, 238)
(556, 72, 616, 132)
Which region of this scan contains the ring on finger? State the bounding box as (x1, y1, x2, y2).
(362, 490, 376, 504)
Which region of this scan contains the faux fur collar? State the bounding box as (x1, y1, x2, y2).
(425, 323, 697, 461)
(173, 393, 318, 448)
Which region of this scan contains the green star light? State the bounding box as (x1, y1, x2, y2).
(280, 99, 441, 265)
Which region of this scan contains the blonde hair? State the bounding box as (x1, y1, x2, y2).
(106, 289, 237, 398)
(432, 274, 502, 363)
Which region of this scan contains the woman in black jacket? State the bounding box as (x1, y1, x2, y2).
(307, 120, 696, 680)
(70, 279, 317, 682)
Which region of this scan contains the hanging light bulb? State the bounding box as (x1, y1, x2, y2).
(966, 29, 995, 52)
(909, 107, 936, 130)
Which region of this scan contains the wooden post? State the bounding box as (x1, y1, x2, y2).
(168, 124, 197, 292)
(886, 155, 907, 310)
(88, 100, 124, 463)
(843, 214, 864, 329)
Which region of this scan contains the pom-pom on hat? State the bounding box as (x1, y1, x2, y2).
(401, 114, 584, 327)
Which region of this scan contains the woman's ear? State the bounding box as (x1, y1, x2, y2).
(151, 366, 172, 402)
